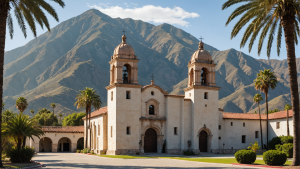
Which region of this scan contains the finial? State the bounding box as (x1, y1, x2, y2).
(151, 73, 154, 85)
(199, 36, 204, 50)
(121, 29, 127, 43)
(122, 29, 126, 35)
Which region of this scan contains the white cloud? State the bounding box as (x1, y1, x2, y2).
(88, 5, 199, 27)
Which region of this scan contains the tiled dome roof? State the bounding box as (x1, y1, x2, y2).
(113, 35, 136, 59)
(191, 41, 212, 63)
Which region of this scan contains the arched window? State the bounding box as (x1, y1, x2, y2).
(201, 68, 208, 85)
(123, 64, 131, 84)
(189, 68, 194, 86)
(149, 105, 155, 115)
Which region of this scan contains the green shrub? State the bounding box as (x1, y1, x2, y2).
(282, 143, 293, 158)
(275, 144, 282, 151)
(7, 147, 35, 163)
(263, 150, 287, 166)
(234, 150, 256, 164)
(91, 151, 94, 154)
(268, 136, 294, 150)
(82, 148, 90, 154)
(183, 150, 195, 156)
(281, 136, 293, 144)
(76, 150, 80, 153)
(80, 150, 83, 153)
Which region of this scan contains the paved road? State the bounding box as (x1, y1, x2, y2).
(33, 153, 266, 169)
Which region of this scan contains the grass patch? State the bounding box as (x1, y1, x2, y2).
(99, 155, 157, 159)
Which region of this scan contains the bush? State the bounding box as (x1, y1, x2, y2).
(7, 147, 35, 163)
(263, 150, 287, 166)
(281, 136, 293, 144)
(80, 150, 83, 153)
(235, 150, 256, 164)
(76, 150, 80, 153)
(91, 151, 94, 154)
(183, 150, 195, 156)
(282, 143, 293, 158)
(268, 136, 294, 150)
(82, 148, 90, 154)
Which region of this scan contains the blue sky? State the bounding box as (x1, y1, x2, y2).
(5, 0, 299, 60)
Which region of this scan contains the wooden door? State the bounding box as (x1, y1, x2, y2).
(144, 128, 157, 153)
(199, 131, 208, 152)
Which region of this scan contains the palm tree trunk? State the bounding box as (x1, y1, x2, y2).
(22, 136, 26, 148)
(85, 106, 88, 149)
(0, 2, 9, 167)
(89, 108, 91, 149)
(282, 14, 300, 166)
(17, 138, 22, 151)
(287, 109, 290, 136)
(265, 92, 269, 149)
(258, 103, 263, 148)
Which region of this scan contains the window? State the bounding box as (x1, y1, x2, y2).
(255, 131, 259, 138)
(149, 105, 155, 115)
(174, 127, 178, 135)
(219, 125, 221, 130)
(205, 104, 207, 107)
(242, 135, 246, 143)
(126, 126, 131, 135)
(111, 126, 113, 137)
(189, 93, 191, 97)
(231, 122, 233, 126)
(151, 91, 154, 95)
(276, 122, 280, 129)
(98, 125, 100, 136)
(111, 91, 113, 101)
(219, 137, 221, 140)
(126, 91, 131, 99)
(243, 123, 245, 127)
(204, 92, 208, 99)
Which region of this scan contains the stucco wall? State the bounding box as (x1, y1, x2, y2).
(107, 87, 117, 151)
(183, 100, 192, 150)
(269, 117, 293, 139)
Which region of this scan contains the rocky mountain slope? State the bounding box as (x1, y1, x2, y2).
(3, 9, 297, 115)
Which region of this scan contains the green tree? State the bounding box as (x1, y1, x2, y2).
(0, 1, 65, 166)
(15, 97, 28, 113)
(30, 109, 34, 117)
(38, 108, 51, 115)
(62, 112, 85, 126)
(222, 0, 300, 165)
(50, 103, 56, 126)
(33, 112, 58, 126)
(2, 113, 44, 150)
(268, 108, 280, 114)
(254, 69, 278, 149)
(74, 87, 101, 148)
(285, 104, 292, 136)
(2, 110, 15, 123)
(248, 141, 261, 154)
(59, 113, 63, 124)
(253, 93, 264, 148)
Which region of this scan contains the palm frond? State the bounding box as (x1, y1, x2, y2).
(277, 23, 282, 56)
(7, 11, 13, 39)
(222, 0, 252, 10)
(14, 7, 27, 38)
(266, 19, 278, 57)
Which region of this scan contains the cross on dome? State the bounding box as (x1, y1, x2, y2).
(122, 29, 126, 35)
(199, 36, 204, 42)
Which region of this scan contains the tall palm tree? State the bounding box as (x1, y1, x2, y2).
(253, 93, 264, 148)
(222, 0, 300, 165)
(59, 113, 63, 124)
(74, 87, 101, 149)
(2, 113, 44, 150)
(30, 109, 34, 117)
(254, 69, 278, 149)
(16, 97, 28, 114)
(0, 1, 64, 166)
(50, 103, 56, 126)
(285, 103, 292, 136)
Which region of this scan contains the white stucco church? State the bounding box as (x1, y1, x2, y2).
(27, 34, 294, 155)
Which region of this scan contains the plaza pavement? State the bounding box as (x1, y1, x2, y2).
(33, 152, 267, 169)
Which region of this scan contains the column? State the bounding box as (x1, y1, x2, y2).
(116, 66, 123, 83)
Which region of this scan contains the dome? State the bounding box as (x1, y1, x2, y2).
(191, 41, 212, 63)
(112, 35, 136, 59)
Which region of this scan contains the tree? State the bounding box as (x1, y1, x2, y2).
(2, 110, 15, 123)
(50, 103, 56, 126)
(38, 108, 51, 115)
(32, 112, 58, 126)
(30, 109, 34, 116)
(253, 93, 264, 148)
(62, 112, 85, 126)
(285, 104, 292, 136)
(268, 108, 280, 114)
(0, 1, 65, 166)
(254, 69, 278, 149)
(248, 141, 260, 154)
(2, 103, 4, 111)
(222, 0, 300, 165)
(59, 113, 63, 124)
(74, 87, 101, 148)
(2, 113, 44, 150)
(15, 97, 28, 113)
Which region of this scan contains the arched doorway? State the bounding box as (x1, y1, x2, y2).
(199, 130, 208, 152)
(77, 137, 84, 150)
(57, 137, 71, 152)
(39, 137, 52, 152)
(144, 128, 157, 153)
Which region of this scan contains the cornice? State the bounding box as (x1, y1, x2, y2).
(187, 62, 217, 68)
(183, 85, 221, 92)
(106, 83, 143, 90)
(109, 58, 139, 64)
(141, 84, 169, 95)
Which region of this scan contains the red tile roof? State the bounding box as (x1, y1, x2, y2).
(42, 126, 84, 133)
(223, 110, 293, 120)
(82, 107, 107, 120)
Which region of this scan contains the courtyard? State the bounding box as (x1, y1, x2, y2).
(33, 153, 269, 169)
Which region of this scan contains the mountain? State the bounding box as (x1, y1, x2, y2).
(3, 9, 297, 115)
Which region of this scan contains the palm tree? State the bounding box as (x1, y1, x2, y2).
(2, 113, 44, 150)
(16, 97, 28, 114)
(285, 104, 292, 136)
(50, 103, 56, 126)
(253, 93, 264, 148)
(222, 0, 300, 165)
(74, 87, 101, 149)
(2, 103, 4, 111)
(30, 109, 34, 117)
(2, 110, 14, 123)
(254, 69, 278, 149)
(59, 113, 63, 124)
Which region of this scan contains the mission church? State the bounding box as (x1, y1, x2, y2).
(27, 34, 295, 155)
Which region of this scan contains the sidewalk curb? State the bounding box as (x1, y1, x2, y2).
(232, 163, 284, 168)
(21, 162, 44, 169)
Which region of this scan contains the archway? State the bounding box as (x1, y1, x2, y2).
(57, 137, 71, 152)
(39, 137, 52, 152)
(201, 68, 208, 85)
(189, 68, 194, 86)
(111, 65, 115, 84)
(199, 130, 208, 152)
(123, 64, 132, 84)
(77, 137, 84, 150)
(144, 128, 157, 153)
